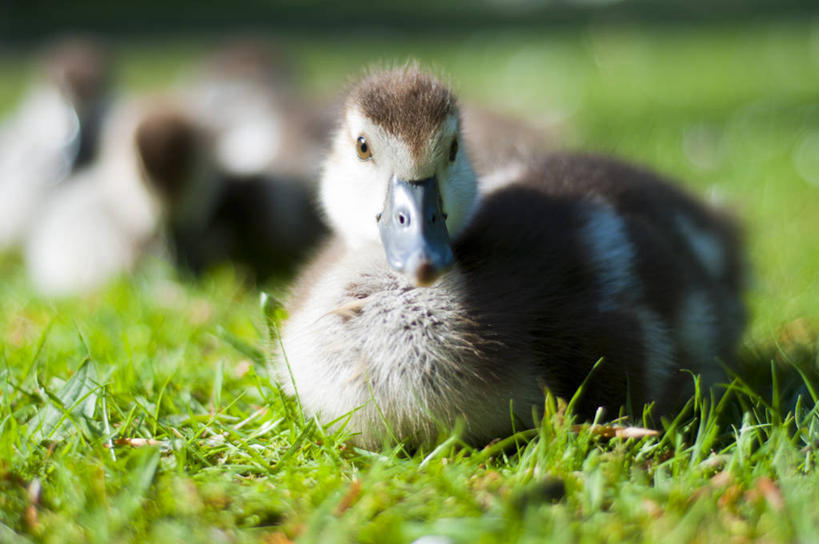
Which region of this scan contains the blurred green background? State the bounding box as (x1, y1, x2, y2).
(1, 1, 817, 341)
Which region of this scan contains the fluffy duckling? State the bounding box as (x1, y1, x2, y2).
(0, 37, 110, 250)
(25, 89, 326, 294)
(166, 41, 329, 278)
(278, 65, 745, 450)
(24, 99, 215, 295)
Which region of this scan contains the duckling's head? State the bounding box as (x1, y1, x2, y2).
(45, 37, 110, 119)
(134, 107, 204, 206)
(320, 64, 479, 286)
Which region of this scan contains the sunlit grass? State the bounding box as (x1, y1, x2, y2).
(1, 18, 818, 543)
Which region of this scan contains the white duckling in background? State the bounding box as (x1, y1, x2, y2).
(278, 65, 746, 450)
(0, 37, 110, 251)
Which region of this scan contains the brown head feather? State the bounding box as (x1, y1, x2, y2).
(45, 37, 110, 113)
(135, 108, 200, 201)
(348, 64, 457, 159)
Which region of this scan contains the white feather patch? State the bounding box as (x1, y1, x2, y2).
(580, 203, 637, 313)
(676, 289, 721, 387)
(581, 203, 676, 395)
(674, 213, 725, 279)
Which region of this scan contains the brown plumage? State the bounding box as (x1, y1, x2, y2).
(350, 64, 457, 159)
(134, 109, 202, 203)
(45, 37, 110, 115)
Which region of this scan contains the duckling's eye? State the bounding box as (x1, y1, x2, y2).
(356, 136, 372, 161)
(449, 138, 458, 162)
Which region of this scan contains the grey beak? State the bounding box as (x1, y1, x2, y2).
(377, 175, 454, 286)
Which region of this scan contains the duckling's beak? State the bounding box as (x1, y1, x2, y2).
(377, 175, 454, 287)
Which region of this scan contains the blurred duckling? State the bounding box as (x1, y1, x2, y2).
(0, 37, 111, 250)
(26, 89, 327, 295)
(168, 169, 328, 281)
(167, 40, 329, 279)
(278, 65, 746, 449)
(24, 98, 216, 295)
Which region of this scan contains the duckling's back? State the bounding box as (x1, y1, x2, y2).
(457, 152, 745, 416)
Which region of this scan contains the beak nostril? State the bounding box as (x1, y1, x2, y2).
(379, 176, 452, 286)
(376, 212, 382, 222)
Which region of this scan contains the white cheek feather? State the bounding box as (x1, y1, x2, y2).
(580, 203, 675, 395)
(319, 109, 382, 247)
(319, 145, 385, 248)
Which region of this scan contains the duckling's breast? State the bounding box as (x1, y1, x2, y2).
(279, 241, 547, 448)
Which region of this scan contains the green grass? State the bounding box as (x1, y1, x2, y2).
(2, 19, 819, 543)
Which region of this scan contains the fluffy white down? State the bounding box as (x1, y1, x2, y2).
(279, 243, 544, 448)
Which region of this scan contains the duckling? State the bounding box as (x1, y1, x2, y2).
(166, 40, 329, 278)
(278, 65, 746, 450)
(24, 98, 214, 295)
(0, 37, 111, 250)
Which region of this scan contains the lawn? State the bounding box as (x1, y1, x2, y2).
(1, 19, 819, 543)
